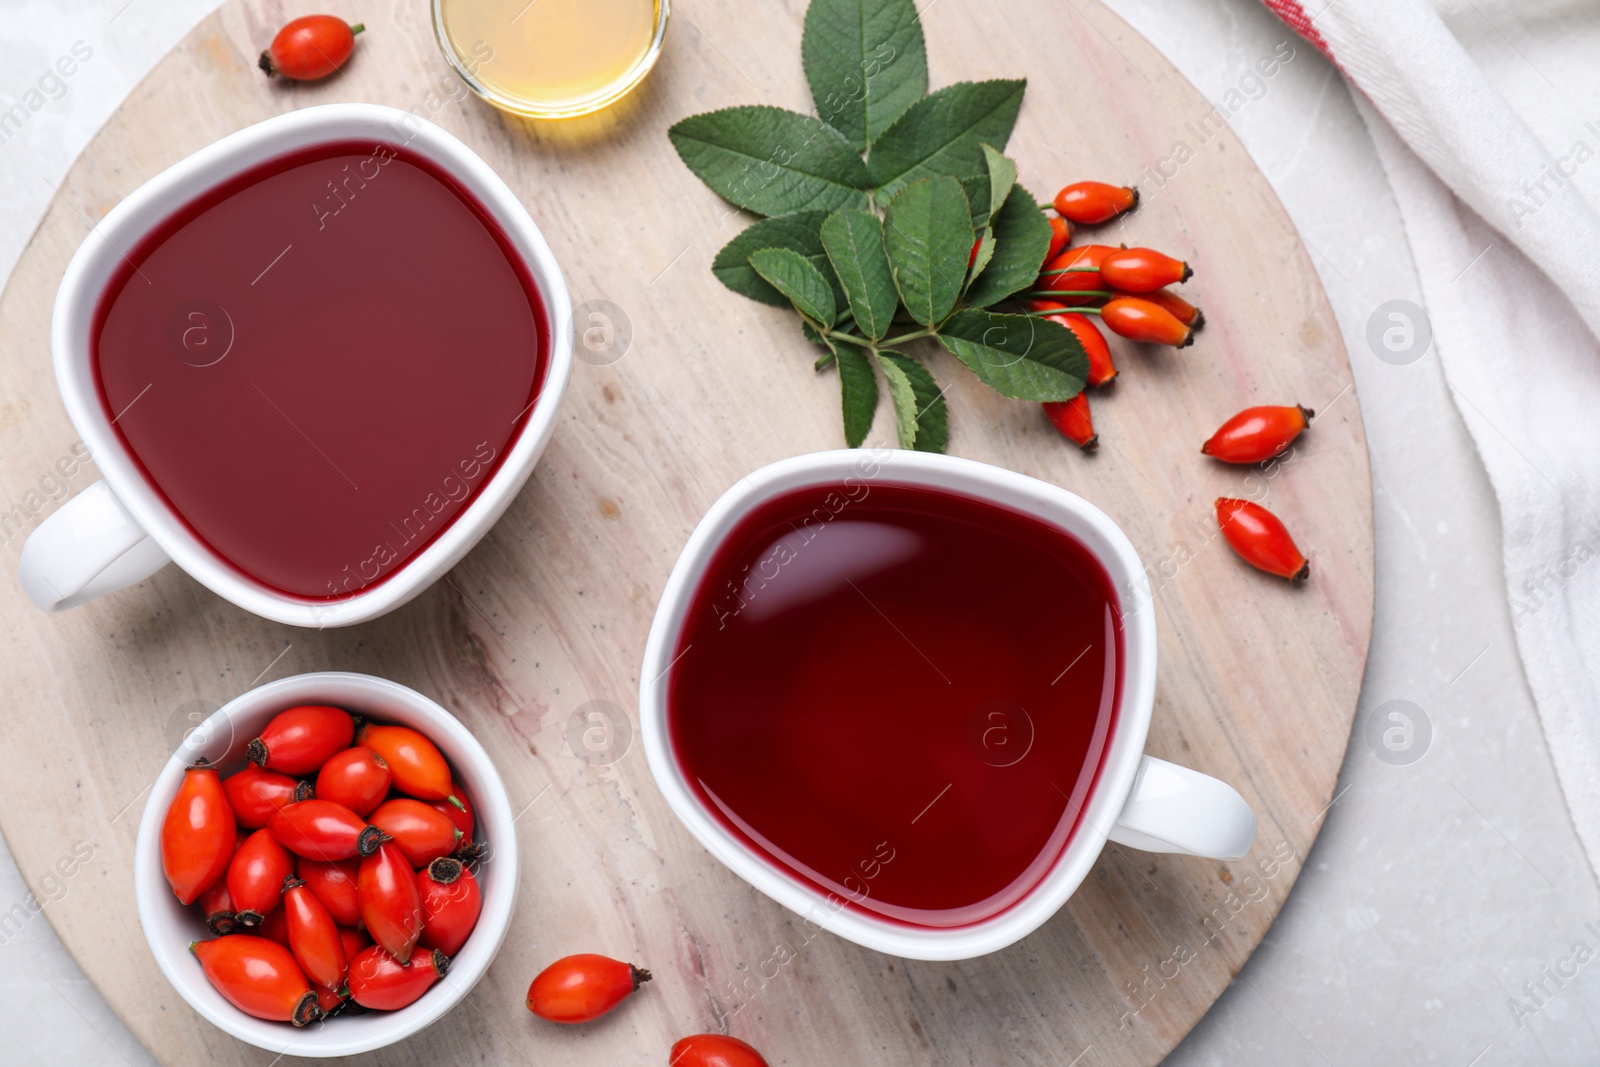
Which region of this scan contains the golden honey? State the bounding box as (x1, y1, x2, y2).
(434, 0, 667, 120)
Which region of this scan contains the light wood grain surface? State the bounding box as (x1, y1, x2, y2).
(0, 1, 1371, 1064)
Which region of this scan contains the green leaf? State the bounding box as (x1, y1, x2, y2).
(936, 309, 1087, 400)
(965, 184, 1054, 308)
(866, 80, 1027, 205)
(836, 346, 879, 447)
(712, 212, 834, 307)
(882, 176, 972, 326)
(979, 144, 1016, 222)
(821, 210, 898, 340)
(877, 351, 948, 452)
(802, 0, 927, 151)
(669, 107, 872, 217)
(749, 248, 837, 326)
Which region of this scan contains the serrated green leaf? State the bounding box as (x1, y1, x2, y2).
(936, 309, 1087, 400)
(980, 144, 1016, 222)
(802, 0, 927, 151)
(669, 107, 872, 217)
(877, 351, 948, 452)
(836, 346, 879, 447)
(713, 212, 836, 307)
(882, 176, 972, 326)
(750, 248, 838, 327)
(966, 184, 1054, 307)
(866, 80, 1026, 205)
(821, 211, 898, 340)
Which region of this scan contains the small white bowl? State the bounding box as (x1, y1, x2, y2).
(134, 672, 518, 1057)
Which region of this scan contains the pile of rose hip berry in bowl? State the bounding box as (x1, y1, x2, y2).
(133, 672, 517, 1057)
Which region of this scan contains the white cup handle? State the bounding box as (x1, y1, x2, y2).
(1108, 755, 1257, 860)
(19, 480, 170, 611)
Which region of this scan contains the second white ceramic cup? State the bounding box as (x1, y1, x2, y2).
(639, 449, 1257, 961)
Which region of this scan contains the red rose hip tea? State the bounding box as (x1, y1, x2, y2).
(667, 482, 1122, 927)
(92, 141, 549, 599)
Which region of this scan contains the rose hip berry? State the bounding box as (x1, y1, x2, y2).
(1215, 499, 1309, 581)
(670, 1034, 772, 1067)
(228, 828, 294, 926)
(247, 705, 354, 776)
(1099, 247, 1192, 293)
(1099, 297, 1194, 347)
(160, 759, 235, 906)
(416, 857, 482, 957)
(259, 16, 364, 81)
(1202, 405, 1313, 464)
(1043, 393, 1097, 451)
(191, 936, 321, 1026)
(527, 954, 652, 1023)
(1053, 181, 1138, 224)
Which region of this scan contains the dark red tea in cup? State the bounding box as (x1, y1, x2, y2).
(92, 141, 548, 600)
(667, 482, 1123, 928)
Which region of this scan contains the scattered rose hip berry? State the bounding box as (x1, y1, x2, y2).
(1043, 393, 1097, 451)
(259, 16, 364, 81)
(1216, 498, 1309, 581)
(1045, 311, 1116, 388)
(1053, 181, 1138, 224)
(1098, 296, 1194, 347)
(1044, 215, 1072, 261)
(1035, 244, 1115, 304)
(1099, 247, 1191, 293)
(1124, 286, 1203, 329)
(527, 953, 653, 1023)
(670, 1033, 772, 1067)
(1202, 405, 1313, 464)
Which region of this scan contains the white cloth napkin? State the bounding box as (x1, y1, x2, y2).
(1262, 0, 1600, 877)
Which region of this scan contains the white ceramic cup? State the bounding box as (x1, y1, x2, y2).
(19, 103, 572, 627)
(134, 672, 517, 1057)
(639, 449, 1257, 961)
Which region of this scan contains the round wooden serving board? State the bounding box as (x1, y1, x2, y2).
(0, 2, 1371, 1064)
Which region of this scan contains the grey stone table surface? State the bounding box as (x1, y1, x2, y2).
(1, 1, 1595, 1064)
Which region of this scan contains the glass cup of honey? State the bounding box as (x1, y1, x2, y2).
(432, 0, 669, 120)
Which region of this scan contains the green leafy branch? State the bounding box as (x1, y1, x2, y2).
(668, 0, 1087, 453)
